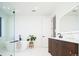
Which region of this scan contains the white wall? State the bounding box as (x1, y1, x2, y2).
(15, 15, 51, 48)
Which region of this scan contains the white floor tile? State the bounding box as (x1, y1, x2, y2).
(15, 47, 51, 56)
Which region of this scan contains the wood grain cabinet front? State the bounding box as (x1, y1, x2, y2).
(48, 38, 78, 56)
(61, 41, 78, 56)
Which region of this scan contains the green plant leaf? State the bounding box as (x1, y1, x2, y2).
(27, 35, 36, 42)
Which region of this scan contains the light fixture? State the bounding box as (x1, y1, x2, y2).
(32, 6, 39, 12)
(32, 9, 36, 12)
(72, 6, 79, 12)
(8, 7, 11, 10)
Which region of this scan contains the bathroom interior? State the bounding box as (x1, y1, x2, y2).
(0, 2, 79, 56)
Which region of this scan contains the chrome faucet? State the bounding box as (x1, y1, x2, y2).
(57, 33, 63, 38)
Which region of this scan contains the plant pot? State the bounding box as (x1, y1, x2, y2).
(29, 41, 34, 48)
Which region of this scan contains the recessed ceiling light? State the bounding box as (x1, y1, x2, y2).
(8, 7, 10, 10)
(32, 6, 39, 12)
(32, 9, 36, 12)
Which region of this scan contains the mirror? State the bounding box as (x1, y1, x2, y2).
(59, 6, 79, 33)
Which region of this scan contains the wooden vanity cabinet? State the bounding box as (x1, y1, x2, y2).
(48, 38, 52, 53)
(48, 38, 78, 56)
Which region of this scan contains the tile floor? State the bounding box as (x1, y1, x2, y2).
(15, 47, 51, 56)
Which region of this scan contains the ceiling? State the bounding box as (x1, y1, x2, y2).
(64, 5, 79, 16)
(0, 2, 78, 16)
(0, 2, 58, 16)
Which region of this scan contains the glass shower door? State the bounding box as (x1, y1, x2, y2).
(0, 7, 15, 56)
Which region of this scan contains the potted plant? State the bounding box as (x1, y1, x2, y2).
(27, 35, 36, 48)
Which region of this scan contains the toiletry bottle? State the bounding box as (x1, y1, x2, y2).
(19, 35, 22, 41)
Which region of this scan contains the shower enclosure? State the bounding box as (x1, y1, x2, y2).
(0, 3, 15, 56)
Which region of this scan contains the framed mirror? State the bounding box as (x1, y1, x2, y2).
(59, 7, 79, 33)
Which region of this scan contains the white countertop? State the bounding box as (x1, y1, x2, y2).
(49, 37, 79, 44)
